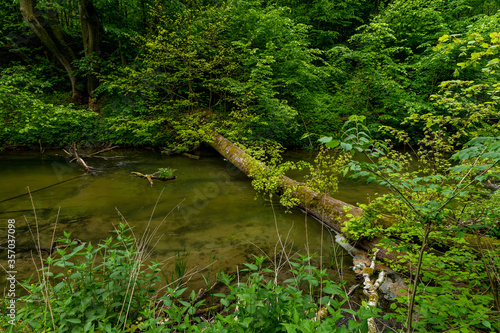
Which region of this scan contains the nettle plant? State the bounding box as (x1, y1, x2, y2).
(320, 115, 500, 332)
(6, 224, 162, 333)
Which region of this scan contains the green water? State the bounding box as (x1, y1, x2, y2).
(0, 147, 378, 289)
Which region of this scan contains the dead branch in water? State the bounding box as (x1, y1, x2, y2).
(63, 143, 102, 173)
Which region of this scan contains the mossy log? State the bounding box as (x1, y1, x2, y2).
(207, 133, 499, 265)
(207, 134, 373, 243)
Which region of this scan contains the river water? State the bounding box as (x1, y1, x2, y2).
(0, 147, 382, 290)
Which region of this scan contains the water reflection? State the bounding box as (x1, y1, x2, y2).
(1, 148, 359, 288)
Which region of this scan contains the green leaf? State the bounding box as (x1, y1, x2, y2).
(66, 318, 81, 324)
(54, 281, 66, 293)
(340, 142, 353, 151)
(366, 176, 376, 183)
(348, 319, 360, 329)
(325, 140, 340, 148)
(83, 321, 93, 332)
(343, 309, 357, 315)
(318, 136, 332, 143)
(243, 263, 258, 271)
(322, 286, 341, 295)
(174, 287, 188, 298)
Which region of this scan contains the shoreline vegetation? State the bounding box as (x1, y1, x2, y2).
(0, 221, 392, 332)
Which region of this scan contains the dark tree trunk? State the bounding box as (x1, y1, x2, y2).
(19, 0, 85, 103)
(79, 0, 102, 101)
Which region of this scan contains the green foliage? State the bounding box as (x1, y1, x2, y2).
(247, 141, 306, 208)
(0, 65, 53, 94)
(3, 0, 500, 150)
(2, 225, 381, 332)
(275, 0, 377, 47)
(4, 224, 161, 332)
(326, 22, 429, 133)
(140, 4, 234, 113)
(224, 0, 335, 145)
(302, 147, 351, 195)
(323, 1, 500, 140)
(97, 0, 340, 148)
(434, 31, 500, 78)
(0, 83, 97, 146)
(156, 167, 176, 178)
(209, 255, 374, 333)
(100, 115, 172, 146)
(247, 140, 351, 211)
(385, 246, 499, 332)
(161, 113, 217, 154)
(320, 115, 500, 332)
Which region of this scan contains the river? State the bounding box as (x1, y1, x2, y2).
(0, 147, 383, 290)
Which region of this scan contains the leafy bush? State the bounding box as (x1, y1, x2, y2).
(320, 115, 500, 332)
(156, 167, 176, 178)
(0, 83, 98, 146)
(208, 255, 377, 333)
(3, 224, 161, 332)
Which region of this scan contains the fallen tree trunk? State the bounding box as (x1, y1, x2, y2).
(206, 133, 431, 266)
(208, 133, 500, 263)
(208, 132, 409, 303)
(207, 134, 374, 247)
(208, 133, 362, 223)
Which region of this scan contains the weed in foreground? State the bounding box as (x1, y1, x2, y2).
(2, 225, 380, 332)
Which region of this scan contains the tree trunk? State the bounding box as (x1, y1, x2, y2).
(19, 0, 85, 103)
(79, 0, 102, 101)
(208, 133, 499, 264)
(207, 133, 387, 252)
(208, 133, 362, 225)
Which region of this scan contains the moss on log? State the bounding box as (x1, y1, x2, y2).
(131, 171, 176, 186)
(208, 133, 499, 265)
(208, 133, 361, 230)
(208, 133, 372, 242)
(208, 133, 406, 270)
